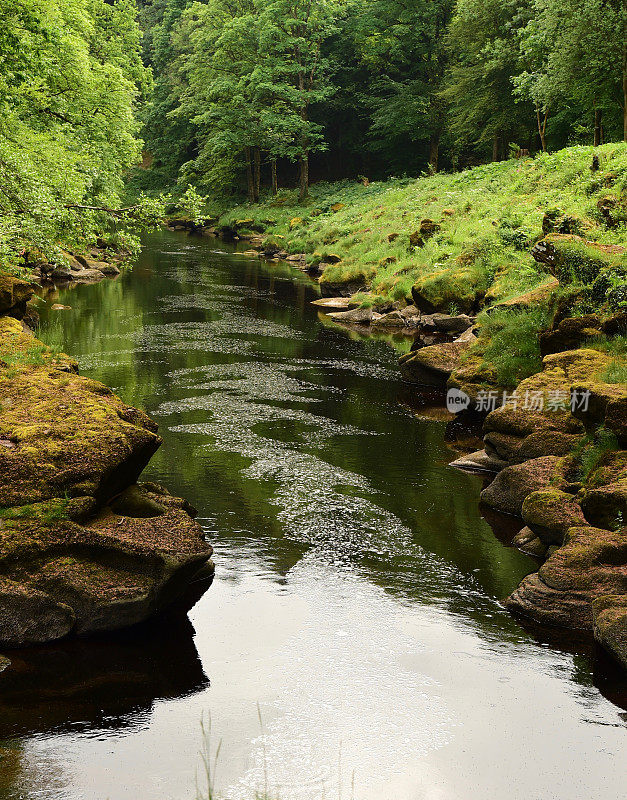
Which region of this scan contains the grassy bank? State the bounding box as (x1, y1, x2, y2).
(214, 143, 627, 387)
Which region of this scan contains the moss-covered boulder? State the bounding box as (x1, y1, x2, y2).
(506, 525, 627, 629)
(581, 479, 627, 531)
(531, 233, 627, 285)
(592, 595, 627, 669)
(0, 365, 161, 506)
(399, 337, 472, 387)
(480, 456, 564, 516)
(521, 489, 587, 545)
(0, 276, 34, 317)
(570, 382, 627, 446)
(0, 484, 213, 647)
(484, 349, 608, 442)
(411, 269, 483, 314)
(539, 315, 603, 356)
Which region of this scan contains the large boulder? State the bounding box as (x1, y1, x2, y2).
(0, 484, 213, 647)
(480, 456, 563, 516)
(571, 382, 627, 446)
(0, 364, 161, 506)
(0, 322, 213, 646)
(0, 276, 34, 317)
(521, 489, 587, 545)
(506, 526, 627, 629)
(399, 338, 472, 387)
(531, 233, 627, 284)
(581, 479, 627, 531)
(592, 595, 627, 669)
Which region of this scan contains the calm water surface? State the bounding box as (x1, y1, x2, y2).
(0, 231, 625, 800)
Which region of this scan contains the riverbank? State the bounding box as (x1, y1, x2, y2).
(196, 143, 627, 670)
(0, 266, 214, 651)
(0, 231, 624, 800)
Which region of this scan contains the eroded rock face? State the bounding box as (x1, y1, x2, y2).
(0, 484, 212, 646)
(480, 456, 563, 516)
(0, 322, 213, 647)
(0, 276, 34, 317)
(506, 526, 627, 629)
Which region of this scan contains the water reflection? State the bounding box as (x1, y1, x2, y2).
(1, 232, 624, 800)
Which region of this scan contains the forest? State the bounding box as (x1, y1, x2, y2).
(1, 0, 626, 265)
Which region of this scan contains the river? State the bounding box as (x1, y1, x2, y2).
(0, 231, 625, 800)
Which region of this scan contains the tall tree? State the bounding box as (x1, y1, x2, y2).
(442, 0, 533, 163)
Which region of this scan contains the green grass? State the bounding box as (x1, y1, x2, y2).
(0, 498, 69, 523)
(214, 144, 627, 388)
(470, 307, 554, 388)
(217, 143, 627, 312)
(571, 427, 620, 482)
(602, 360, 627, 383)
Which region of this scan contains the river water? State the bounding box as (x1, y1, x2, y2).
(0, 231, 625, 800)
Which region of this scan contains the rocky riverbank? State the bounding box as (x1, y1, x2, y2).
(0, 274, 214, 653)
(191, 156, 627, 672)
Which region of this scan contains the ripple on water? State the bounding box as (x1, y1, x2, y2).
(222, 555, 455, 800)
(158, 359, 483, 599)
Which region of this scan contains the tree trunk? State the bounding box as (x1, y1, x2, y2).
(253, 147, 261, 202)
(298, 153, 309, 201)
(594, 107, 602, 147)
(245, 147, 254, 203)
(429, 132, 439, 172)
(271, 159, 278, 196)
(536, 107, 548, 152)
(492, 133, 500, 162)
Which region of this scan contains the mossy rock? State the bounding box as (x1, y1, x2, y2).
(570, 381, 627, 445)
(507, 525, 627, 630)
(522, 489, 586, 545)
(411, 268, 483, 314)
(400, 339, 473, 387)
(0, 326, 161, 506)
(483, 349, 608, 440)
(0, 484, 213, 646)
(593, 595, 627, 669)
(532, 234, 627, 285)
(581, 478, 627, 531)
(480, 456, 565, 516)
(0, 276, 33, 315)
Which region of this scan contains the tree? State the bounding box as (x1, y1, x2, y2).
(255, 0, 337, 199)
(515, 0, 627, 147)
(442, 0, 533, 163)
(0, 0, 152, 269)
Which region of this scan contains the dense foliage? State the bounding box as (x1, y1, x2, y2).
(1, 0, 626, 266)
(136, 0, 627, 198)
(0, 0, 161, 272)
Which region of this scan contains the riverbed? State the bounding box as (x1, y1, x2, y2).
(0, 231, 625, 800)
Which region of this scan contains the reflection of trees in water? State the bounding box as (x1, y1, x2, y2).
(29, 230, 623, 721)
